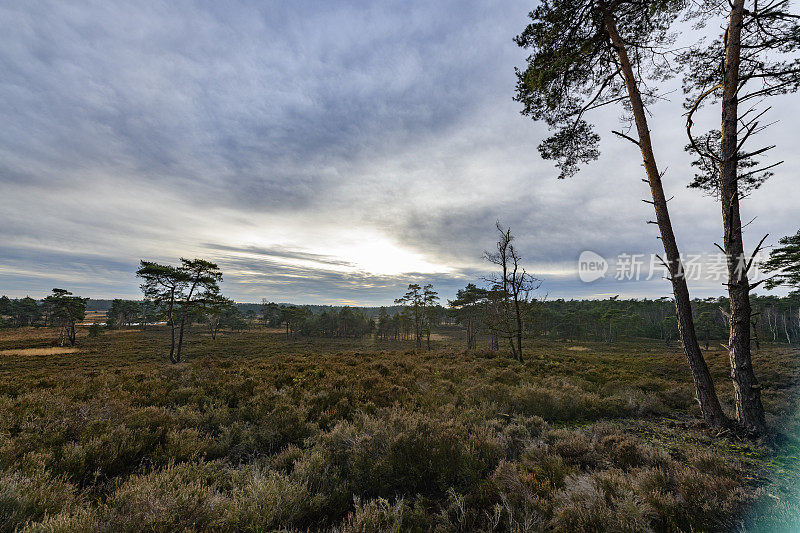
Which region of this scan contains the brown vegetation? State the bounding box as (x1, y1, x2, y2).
(0, 326, 798, 531)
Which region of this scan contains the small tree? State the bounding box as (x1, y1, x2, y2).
(202, 290, 234, 340)
(0, 295, 11, 318)
(138, 300, 160, 330)
(449, 284, 489, 351)
(696, 312, 716, 351)
(137, 258, 222, 363)
(395, 284, 425, 348)
(288, 306, 311, 339)
(221, 306, 248, 332)
(174, 259, 223, 360)
(398, 307, 413, 341)
(43, 289, 87, 346)
(662, 316, 679, 347)
(12, 297, 40, 327)
(261, 299, 281, 328)
(377, 307, 392, 340)
(137, 261, 189, 363)
(484, 287, 505, 351)
(422, 284, 439, 350)
(107, 299, 141, 329)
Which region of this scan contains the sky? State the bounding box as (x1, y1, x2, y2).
(1, 0, 798, 306)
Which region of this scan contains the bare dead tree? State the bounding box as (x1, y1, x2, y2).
(484, 222, 541, 362)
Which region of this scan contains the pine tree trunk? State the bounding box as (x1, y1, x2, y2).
(176, 314, 187, 363)
(169, 322, 177, 364)
(514, 297, 523, 362)
(719, 0, 767, 434)
(600, 3, 729, 429)
(168, 293, 177, 364)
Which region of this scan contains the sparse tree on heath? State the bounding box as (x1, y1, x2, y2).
(137, 261, 187, 363)
(43, 288, 87, 346)
(107, 299, 141, 329)
(202, 289, 234, 340)
(449, 284, 490, 351)
(377, 306, 392, 340)
(174, 259, 223, 360)
(137, 258, 223, 363)
(0, 295, 11, 318)
(12, 297, 40, 327)
(261, 299, 281, 328)
(396, 284, 425, 348)
(422, 284, 439, 350)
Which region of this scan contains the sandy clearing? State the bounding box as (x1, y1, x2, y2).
(1, 347, 81, 356)
(567, 346, 589, 351)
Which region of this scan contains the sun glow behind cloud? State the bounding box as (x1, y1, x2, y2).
(331, 237, 453, 276)
(230, 232, 453, 277)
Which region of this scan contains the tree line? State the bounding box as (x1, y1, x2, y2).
(448, 293, 800, 347)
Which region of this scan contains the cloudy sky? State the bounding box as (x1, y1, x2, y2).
(1, 0, 797, 305)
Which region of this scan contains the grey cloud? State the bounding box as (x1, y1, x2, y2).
(0, 0, 519, 211)
(204, 243, 357, 268)
(214, 253, 477, 306)
(0, 1, 798, 304)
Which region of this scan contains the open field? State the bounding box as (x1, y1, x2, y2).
(1, 326, 799, 531)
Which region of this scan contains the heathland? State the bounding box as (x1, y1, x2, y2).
(1, 325, 799, 532)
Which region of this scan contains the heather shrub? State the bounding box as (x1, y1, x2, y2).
(336, 497, 431, 533)
(224, 467, 324, 531)
(674, 466, 744, 530)
(487, 460, 548, 531)
(550, 471, 651, 532)
(0, 469, 81, 533)
(98, 461, 230, 532)
(17, 508, 99, 533)
(312, 410, 505, 500)
(547, 429, 598, 468)
(517, 445, 571, 495)
(598, 433, 659, 470)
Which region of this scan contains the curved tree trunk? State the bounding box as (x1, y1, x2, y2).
(600, 2, 729, 429)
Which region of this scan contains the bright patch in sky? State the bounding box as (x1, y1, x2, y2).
(334, 237, 452, 276)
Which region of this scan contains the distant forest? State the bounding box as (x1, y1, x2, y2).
(6, 293, 798, 348)
(84, 299, 406, 318)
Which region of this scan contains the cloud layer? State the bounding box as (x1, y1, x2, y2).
(1, 1, 798, 305)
